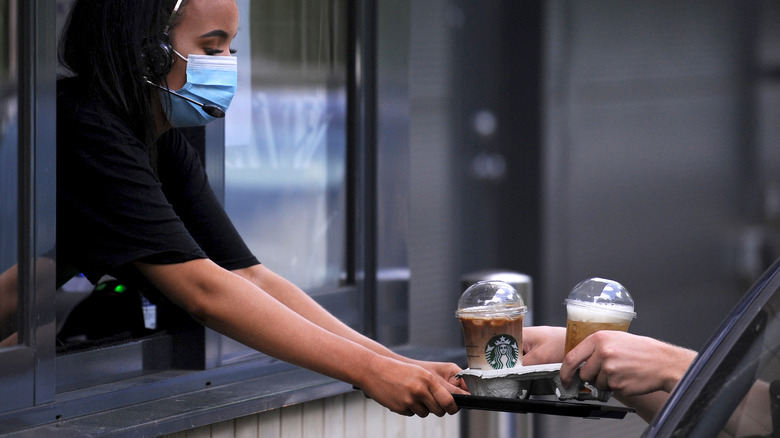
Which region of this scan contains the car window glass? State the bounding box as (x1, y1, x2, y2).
(668, 287, 780, 437)
(0, 0, 19, 349)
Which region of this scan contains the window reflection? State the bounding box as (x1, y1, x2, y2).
(225, 0, 347, 290)
(0, 0, 18, 347)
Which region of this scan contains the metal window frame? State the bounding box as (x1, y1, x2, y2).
(0, 0, 57, 414)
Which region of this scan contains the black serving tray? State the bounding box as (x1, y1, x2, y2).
(453, 394, 635, 419)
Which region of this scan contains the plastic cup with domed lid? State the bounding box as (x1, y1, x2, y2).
(563, 277, 636, 356)
(456, 280, 528, 370)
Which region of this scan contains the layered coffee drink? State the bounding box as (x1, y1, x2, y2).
(563, 278, 636, 356)
(456, 280, 527, 370)
(563, 304, 633, 355)
(459, 312, 524, 370)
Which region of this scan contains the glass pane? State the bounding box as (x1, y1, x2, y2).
(0, 0, 19, 348)
(224, 0, 348, 291)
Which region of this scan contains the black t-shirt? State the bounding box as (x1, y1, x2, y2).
(56, 78, 259, 288)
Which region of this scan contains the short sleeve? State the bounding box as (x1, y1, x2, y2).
(57, 93, 207, 283)
(155, 129, 259, 271)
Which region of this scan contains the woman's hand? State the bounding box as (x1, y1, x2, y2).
(409, 360, 469, 393)
(521, 326, 566, 365)
(560, 330, 696, 396)
(357, 356, 461, 417)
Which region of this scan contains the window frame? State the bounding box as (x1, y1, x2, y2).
(0, 0, 57, 414)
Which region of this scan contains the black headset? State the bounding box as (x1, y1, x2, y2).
(139, 0, 226, 118)
(141, 0, 184, 80)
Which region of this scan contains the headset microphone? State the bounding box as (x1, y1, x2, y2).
(145, 80, 225, 118)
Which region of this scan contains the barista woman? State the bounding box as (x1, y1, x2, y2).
(57, 0, 465, 417)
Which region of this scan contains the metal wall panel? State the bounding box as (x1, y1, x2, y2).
(157, 392, 460, 438)
(538, 0, 772, 436)
(407, 0, 462, 347)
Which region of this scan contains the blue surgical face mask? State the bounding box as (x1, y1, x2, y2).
(161, 50, 238, 127)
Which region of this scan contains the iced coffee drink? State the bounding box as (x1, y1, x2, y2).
(563, 278, 635, 356)
(456, 281, 527, 370)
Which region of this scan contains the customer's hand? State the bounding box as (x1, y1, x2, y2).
(521, 326, 566, 365)
(559, 330, 696, 396)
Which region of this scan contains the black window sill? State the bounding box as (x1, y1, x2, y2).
(2, 346, 465, 437)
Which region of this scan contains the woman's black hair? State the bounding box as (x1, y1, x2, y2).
(59, 0, 186, 146)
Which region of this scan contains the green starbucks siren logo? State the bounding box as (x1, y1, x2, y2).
(484, 335, 519, 369)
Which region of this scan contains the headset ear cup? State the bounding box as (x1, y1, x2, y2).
(141, 38, 173, 80)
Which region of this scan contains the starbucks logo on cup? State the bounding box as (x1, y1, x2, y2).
(485, 334, 519, 369)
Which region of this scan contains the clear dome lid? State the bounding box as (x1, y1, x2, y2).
(565, 277, 636, 318)
(456, 280, 527, 317)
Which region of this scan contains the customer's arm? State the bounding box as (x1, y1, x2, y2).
(563, 331, 696, 421)
(720, 379, 771, 437)
(523, 326, 697, 422)
(0, 264, 18, 326)
(0, 264, 18, 346)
